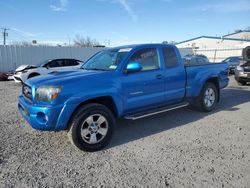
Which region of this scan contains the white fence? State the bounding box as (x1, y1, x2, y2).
(0, 45, 103, 72)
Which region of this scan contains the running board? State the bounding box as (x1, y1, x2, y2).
(124, 102, 189, 120)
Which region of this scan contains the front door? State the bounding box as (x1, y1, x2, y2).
(121, 47, 165, 114)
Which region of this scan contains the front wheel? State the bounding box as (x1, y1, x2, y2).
(194, 83, 218, 112)
(237, 81, 247, 86)
(67, 103, 115, 152)
(28, 73, 40, 79)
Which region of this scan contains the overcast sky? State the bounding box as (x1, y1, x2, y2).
(0, 0, 249, 46)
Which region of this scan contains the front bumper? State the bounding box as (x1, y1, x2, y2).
(13, 75, 22, 83)
(18, 95, 76, 131)
(235, 71, 250, 82)
(236, 77, 250, 82)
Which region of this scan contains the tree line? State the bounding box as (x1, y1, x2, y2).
(9, 35, 104, 47)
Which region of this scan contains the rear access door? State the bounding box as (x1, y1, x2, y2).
(161, 46, 186, 104)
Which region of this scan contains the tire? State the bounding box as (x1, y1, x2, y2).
(28, 73, 40, 79)
(67, 103, 115, 152)
(237, 81, 247, 86)
(194, 82, 218, 112)
(242, 46, 250, 61)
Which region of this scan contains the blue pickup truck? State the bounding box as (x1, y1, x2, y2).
(18, 44, 229, 151)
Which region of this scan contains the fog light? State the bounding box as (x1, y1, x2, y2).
(36, 112, 48, 124)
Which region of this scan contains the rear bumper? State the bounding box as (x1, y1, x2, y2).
(18, 96, 76, 131)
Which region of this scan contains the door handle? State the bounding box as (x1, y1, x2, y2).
(156, 74, 163, 79)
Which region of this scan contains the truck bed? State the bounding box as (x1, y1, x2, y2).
(185, 62, 229, 98)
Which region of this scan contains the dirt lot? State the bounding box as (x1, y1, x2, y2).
(0, 77, 250, 188)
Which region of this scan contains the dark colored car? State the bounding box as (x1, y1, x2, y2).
(222, 56, 242, 74)
(183, 54, 209, 65)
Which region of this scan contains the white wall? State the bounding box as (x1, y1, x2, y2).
(0, 45, 103, 72)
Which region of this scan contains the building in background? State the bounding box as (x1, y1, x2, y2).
(176, 31, 250, 62)
(223, 30, 250, 40)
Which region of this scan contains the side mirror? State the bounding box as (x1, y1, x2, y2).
(125, 62, 142, 74)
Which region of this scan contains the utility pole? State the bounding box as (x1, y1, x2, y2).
(1, 28, 10, 45)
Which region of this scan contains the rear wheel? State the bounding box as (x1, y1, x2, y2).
(194, 82, 218, 112)
(67, 103, 115, 152)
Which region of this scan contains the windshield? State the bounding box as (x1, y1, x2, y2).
(38, 60, 50, 67)
(223, 57, 242, 64)
(82, 48, 130, 71)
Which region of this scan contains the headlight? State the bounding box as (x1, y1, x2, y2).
(236, 66, 243, 71)
(15, 71, 23, 75)
(35, 86, 62, 102)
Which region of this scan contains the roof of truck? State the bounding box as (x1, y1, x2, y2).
(110, 43, 175, 50)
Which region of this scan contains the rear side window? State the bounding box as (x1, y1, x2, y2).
(129, 48, 159, 71)
(65, 59, 79, 66)
(162, 47, 178, 68)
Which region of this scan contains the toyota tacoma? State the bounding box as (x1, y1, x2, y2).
(18, 44, 229, 151)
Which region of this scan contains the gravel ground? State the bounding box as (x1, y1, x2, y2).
(0, 76, 250, 188)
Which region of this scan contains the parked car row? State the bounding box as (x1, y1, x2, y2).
(182, 53, 249, 86)
(13, 59, 84, 83)
(0, 44, 246, 151)
(9, 50, 249, 87)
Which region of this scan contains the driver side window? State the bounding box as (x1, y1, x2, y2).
(129, 48, 160, 71)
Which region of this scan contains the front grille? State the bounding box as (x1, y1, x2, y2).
(22, 84, 32, 101)
(243, 68, 250, 73)
(14, 76, 22, 81)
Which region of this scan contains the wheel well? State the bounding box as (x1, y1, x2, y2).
(206, 77, 220, 102)
(72, 96, 118, 118)
(28, 72, 40, 78)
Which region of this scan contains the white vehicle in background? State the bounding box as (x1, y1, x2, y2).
(13, 58, 84, 83)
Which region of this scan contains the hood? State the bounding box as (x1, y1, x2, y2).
(26, 69, 114, 87)
(16, 64, 38, 72)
